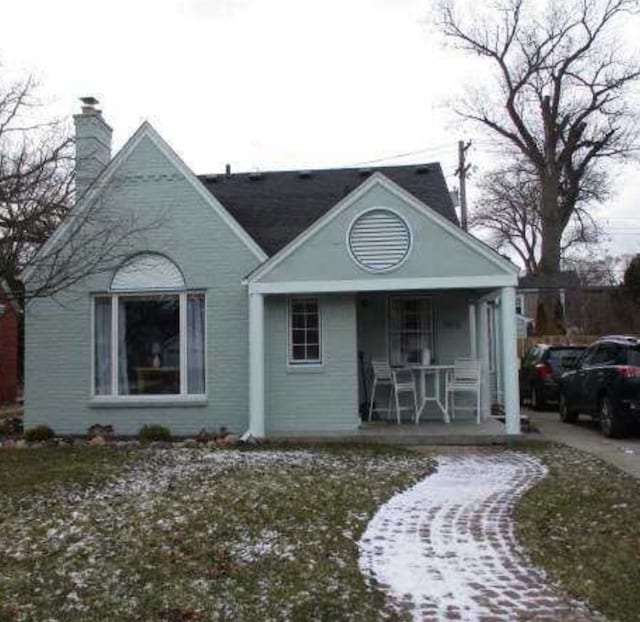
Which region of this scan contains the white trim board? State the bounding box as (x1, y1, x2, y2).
(22, 122, 267, 282)
(245, 172, 519, 284)
(248, 274, 517, 295)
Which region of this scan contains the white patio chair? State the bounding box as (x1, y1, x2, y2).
(392, 367, 419, 424)
(368, 360, 419, 423)
(445, 359, 482, 423)
(368, 360, 394, 422)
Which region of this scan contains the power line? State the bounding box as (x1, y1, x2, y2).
(350, 142, 457, 167)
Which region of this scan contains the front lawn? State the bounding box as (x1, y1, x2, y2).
(516, 444, 640, 622)
(0, 445, 432, 622)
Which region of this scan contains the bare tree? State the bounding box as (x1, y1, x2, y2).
(437, 0, 640, 276)
(564, 251, 625, 285)
(471, 158, 603, 272)
(0, 73, 162, 307)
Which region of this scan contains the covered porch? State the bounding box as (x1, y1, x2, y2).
(246, 280, 520, 438)
(356, 288, 511, 427)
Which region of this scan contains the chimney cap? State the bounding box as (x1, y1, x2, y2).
(80, 96, 99, 107)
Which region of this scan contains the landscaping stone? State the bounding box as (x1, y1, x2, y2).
(88, 435, 106, 446)
(15, 440, 27, 449)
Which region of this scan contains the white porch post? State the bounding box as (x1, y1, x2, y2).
(468, 303, 477, 359)
(249, 292, 266, 438)
(476, 301, 490, 421)
(500, 286, 520, 435)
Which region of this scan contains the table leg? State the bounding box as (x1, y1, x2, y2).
(443, 370, 450, 423)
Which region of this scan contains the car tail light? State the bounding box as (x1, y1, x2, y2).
(535, 362, 553, 378)
(617, 366, 640, 378)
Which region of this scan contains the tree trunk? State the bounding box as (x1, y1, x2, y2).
(537, 177, 565, 335)
(538, 178, 563, 275)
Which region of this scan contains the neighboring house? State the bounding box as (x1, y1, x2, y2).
(0, 283, 19, 404)
(23, 101, 521, 437)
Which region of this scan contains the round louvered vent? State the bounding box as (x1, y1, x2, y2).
(348, 209, 411, 272)
(111, 254, 185, 291)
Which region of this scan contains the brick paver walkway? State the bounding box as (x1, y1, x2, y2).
(359, 452, 603, 621)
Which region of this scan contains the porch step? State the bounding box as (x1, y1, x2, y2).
(268, 417, 542, 446)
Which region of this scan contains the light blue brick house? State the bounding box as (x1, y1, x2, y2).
(23, 102, 520, 438)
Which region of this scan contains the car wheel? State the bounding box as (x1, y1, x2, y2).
(599, 396, 626, 438)
(531, 386, 546, 411)
(559, 393, 578, 423)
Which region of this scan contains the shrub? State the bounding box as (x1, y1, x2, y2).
(138, 424, 172, 443)
(24, 425, 55, 443)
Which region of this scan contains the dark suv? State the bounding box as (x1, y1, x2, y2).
(520, 344, 585, 410)
(558, 335, 640, 437)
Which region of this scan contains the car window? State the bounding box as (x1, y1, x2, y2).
(592, 343, 619, 365)
(624, 345, 640, 366)
(547, 348, 585, 371)
(578, 345, 599, 367)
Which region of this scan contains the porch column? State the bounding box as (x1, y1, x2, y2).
(249, 292, 266, 438)
(500, 286, 520, 435)
(476, 301, 490, 421)
(468, 303, 477, 359)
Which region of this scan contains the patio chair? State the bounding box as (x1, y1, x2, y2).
(368, 360, 394, 422)
(445, 358, 482, 423)
(368, 360, 418, 424)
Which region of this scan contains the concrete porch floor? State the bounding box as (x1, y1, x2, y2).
(270, 416, 524, 445)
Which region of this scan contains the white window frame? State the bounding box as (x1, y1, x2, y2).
(287, 296, 322, 366)
(515, 293, 525, 316)
(388, 294, 434, 367)
(91, 290, 207, 401)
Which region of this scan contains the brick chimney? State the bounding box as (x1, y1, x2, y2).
(74, 97, 112, 198)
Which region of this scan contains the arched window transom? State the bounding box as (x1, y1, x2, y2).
(111, 254, 185, 292)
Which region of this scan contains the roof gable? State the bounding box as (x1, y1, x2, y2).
(247, 172, 518, 285)
(199, 162, 457, 256)
(23, 122, 267, 282)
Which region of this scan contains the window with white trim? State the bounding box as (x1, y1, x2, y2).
(289, 297, 321, 365)
(93, 254, 205, 397)
(389, 296, 433, 366)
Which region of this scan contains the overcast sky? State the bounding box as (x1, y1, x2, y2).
(2, 0, 640, 268)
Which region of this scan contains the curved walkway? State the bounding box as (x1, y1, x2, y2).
(359, 452, 601, 621)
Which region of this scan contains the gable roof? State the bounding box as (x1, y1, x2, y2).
(247, 172, 518, 286)
(198, 163, 457, 256)
(22, 123, 268, 282)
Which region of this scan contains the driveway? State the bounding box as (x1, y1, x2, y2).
(526, 408, 640, 479)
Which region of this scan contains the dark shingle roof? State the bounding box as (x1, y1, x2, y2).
(198, 163, 457, 256)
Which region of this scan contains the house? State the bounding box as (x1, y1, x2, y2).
(23, 100, 521, 438)
(0, 282, 19, 405)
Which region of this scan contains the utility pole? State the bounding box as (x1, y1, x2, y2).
(456, 140, 472, 231)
